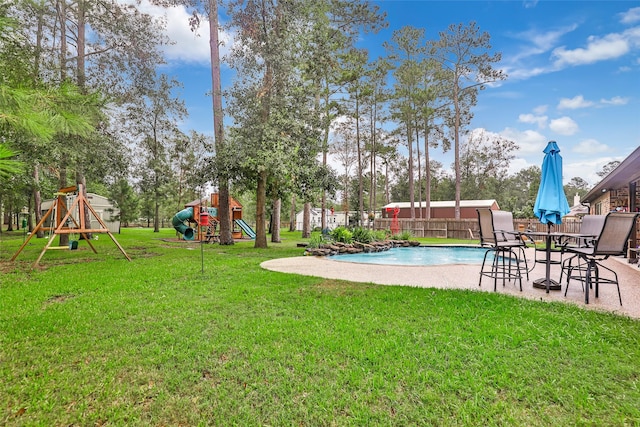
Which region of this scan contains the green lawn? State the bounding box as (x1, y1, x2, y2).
(1, 228, 639, 426)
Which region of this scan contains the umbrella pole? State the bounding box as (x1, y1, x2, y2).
(533, 222, 562, 291)
(545, 223, 552, 293)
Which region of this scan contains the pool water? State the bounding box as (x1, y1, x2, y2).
(330, 246, 489, 266)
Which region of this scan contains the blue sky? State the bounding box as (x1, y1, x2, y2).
(139, 0, 640, 186)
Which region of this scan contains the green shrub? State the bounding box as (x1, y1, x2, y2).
(391, 230, 412, 240)
(372, 230, 389, 242)
(399, 230, 412, 240)
(330, 226, 353, 244)
(351, 227, 373, 244)
(307, 233, 325, 249)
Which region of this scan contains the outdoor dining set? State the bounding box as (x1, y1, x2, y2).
(476, 141, 639, 306)
(476, 207, 639, 305)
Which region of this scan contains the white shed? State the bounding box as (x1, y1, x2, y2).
(295, 208, 338, 231)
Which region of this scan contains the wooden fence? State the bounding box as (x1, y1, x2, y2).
(373, 218, 585, 240)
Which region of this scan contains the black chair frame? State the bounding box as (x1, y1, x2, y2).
(563, 212, 639, 305)
(477, 209, 528, 292)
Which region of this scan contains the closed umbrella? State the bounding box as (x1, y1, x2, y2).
(534, 141, 570, 225)
(532, 141, 570, 291)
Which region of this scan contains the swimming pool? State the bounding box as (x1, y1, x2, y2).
(330, 246, 489, 266)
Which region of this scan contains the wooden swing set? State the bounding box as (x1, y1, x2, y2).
(11, 184, 131, 266)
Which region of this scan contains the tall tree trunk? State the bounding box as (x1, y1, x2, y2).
(34, 2, 44, 79)
(76, 0, 86, 89)
(7, 202, 14, 232)
(371, 99, 379, 221)
(33, 165, 44, 238)
(355, 93, 363, 227)
(58, 159, 69, 246)
(424, 118, 431, 220)
(254, 170, 268, 248)
(302, 202, 311, 238)
(271, 198, 281, 243)
(415, 116, 422, 219)
(320, 83, 328, 231)
(343, 168, 350, 227)
(58, 0, 67, 82)
(289, 194, 296, 232)
(406, 120, 415, 219)
(369, 107, 375, 225)
(385, 161, 390, 204)
(154, 191, 160, 233)
(32, 7, 45, 238)
(453, 88, 461, 220)
(209, 0, 233, 245)
(57, 0, 69, 246)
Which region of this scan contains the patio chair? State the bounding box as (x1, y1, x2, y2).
(563, 212, 640, 305)
(476, 208, 529, 291)
(559, 214, 606, 286)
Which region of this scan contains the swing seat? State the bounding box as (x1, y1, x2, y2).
(69, 240, 79, 250)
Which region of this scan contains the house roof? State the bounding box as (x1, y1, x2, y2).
(583, 146, 640, 203)
(381, 200, 499, 209)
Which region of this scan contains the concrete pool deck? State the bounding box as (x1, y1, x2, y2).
(261, 247, 640, 319)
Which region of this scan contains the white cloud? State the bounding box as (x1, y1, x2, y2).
(512, 25, 578, 59)
(502, 65, 548, 80)
(552, 27, 640, 67)
(502, 25, 578, 79)
(557, 95, 594, 110)
(133, 0, 232, 64)
(518, 113, 547, 128)
(564, 157, 623, 186)
(556, 95, 628, 110)
(500, 127, 547, 154)
(507, 157, 533, 177)
(600, 96, 628, 106)
(572, 139, 609, 154)
(549, 116, 579, 135)
(620, 7, 640, 25)
(532, 105, 548, 115)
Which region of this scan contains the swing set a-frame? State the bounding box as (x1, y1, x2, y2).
(11, 184, 131, 266)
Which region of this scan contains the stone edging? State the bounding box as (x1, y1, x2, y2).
(304, 240, 421, 257)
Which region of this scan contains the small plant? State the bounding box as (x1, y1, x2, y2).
(352, 227, 373, 244)
(400, 230, 412, 240)
(307, 233, 325, 249)
(372, 230, 389, 242)
(330, 226, 353, 244)
(391, 230, 412, 241)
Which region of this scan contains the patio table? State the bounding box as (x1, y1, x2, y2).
(520, 231, 596, 293)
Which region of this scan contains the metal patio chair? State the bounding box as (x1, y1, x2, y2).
(563, 212, 640, 305)
(559, 214, 606, 286)
(476, 208, 529, 291)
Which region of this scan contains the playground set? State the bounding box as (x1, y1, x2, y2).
(171, 193, 256, 242)
(11, 184, 131, 266)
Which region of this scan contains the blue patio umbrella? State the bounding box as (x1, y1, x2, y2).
(534, 141, 570, 225)
(532, 141, 570, 292)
